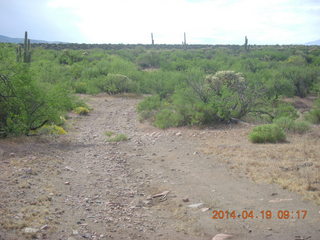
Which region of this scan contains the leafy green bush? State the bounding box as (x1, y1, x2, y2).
(273, 117, 310, 134)
(249, 124, 286, 143)
(137, 95, 162, 120)
(154, 109, 183, 129)
(95, 74, 133, 94)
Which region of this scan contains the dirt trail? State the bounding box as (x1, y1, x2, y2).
(1, 95, 320, 240)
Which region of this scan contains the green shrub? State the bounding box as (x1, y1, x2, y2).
(273, 117, 310, 134)
(305, 109, 320, 124)
(154, 109, 183, 129)
(74, 107, 89, 115)
(137, 95, 162, 120)
(273, 103, 299, 120)
(95, 74, 133, 94)
(249, 124, 286, 143)
(107, 133, 128, 142)
(305, 99, 320, 124)
(73, 82, 88, 94)
(291, 121, 311, 134)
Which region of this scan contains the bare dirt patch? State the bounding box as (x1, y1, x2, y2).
(200, 125, 320, 205)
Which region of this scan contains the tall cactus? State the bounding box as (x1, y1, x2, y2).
(21, 31, 31, 63)
(183, 32, 187, 49)
(16, 45, 22, 62)
(151, 33, 154, 45)
(244, 36, 248, 51)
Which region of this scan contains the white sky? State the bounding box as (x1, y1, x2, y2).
(1, 0, 320, 44)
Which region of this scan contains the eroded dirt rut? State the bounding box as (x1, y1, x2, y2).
(1, 95, 320, 240)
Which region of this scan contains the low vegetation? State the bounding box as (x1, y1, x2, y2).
(249, 124, 286, 143)
(106, 133, 128, 142)
(273, 117, 311, 134)
(73, 106, 90, 115)
(1, 42, 319, 137)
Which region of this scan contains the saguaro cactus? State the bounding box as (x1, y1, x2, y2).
(151, 33, 154, 45)
(244, 36, 248, 51)
(16, 45, 22, 62)
(22, 31, 31, 63)
(183, 32, 187, 49)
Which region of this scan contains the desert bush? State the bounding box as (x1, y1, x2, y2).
(188, 70, 261, 120)
(73, 82, 88, 94)
(154, 109, 183, 129)
(137, 95, 162, 120)
(305, 99, 320, 124)
(74, 107, 89, 115)
(249, 124, 286, 143)
(272, 103, 299, 120)
(95, 74, 133, 94)
(291, 121, 311, 134)
(273, 117, 310, 134)
(106, 133, 128, 142)
(32, 124, 67, 135)
(0, 46, 75, 136)
(136, 51, 161, 69)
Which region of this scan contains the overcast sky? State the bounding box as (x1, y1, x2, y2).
(0, 0, 319, 44)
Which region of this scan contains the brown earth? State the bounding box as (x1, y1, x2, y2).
(0, 94, 320, 240)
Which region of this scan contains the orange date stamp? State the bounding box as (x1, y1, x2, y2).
(211, 210, 308, 220)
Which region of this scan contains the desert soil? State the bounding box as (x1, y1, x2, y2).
(0, 94, 320, 240)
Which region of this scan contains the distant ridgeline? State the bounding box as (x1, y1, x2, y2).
(0, 34, 66, 44)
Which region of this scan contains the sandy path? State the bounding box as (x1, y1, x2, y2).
(1, 95, 319, 240)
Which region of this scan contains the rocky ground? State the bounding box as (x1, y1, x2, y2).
(0, 94, 320, 240)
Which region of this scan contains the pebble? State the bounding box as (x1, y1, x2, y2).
(23, 227, 39, 233)
(64, 182, 70, 185)
(40, 225, 49, 230)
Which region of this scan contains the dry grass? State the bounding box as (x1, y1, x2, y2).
(199, 124, 320, 205)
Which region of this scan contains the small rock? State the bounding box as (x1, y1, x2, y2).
(182, 198, 189, 202)
(201, 207, 210, 212)
(67, 237, 76, 240)
(176, 132, 182, 136)
(23, 227, 39, 233)
(82, 233, 91, 238)
(187, 203, 204, 208)
(64, 182, 70, 185)
(271, 192, 278, 196)
(72, 230, 79, 235)
(40, 225, 49, 230)
(212, 233, 233, 240)
(9, 152, 15, 157)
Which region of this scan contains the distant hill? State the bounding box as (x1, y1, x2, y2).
(305, 39, 320, 45)
(0, 34, 66, 44)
